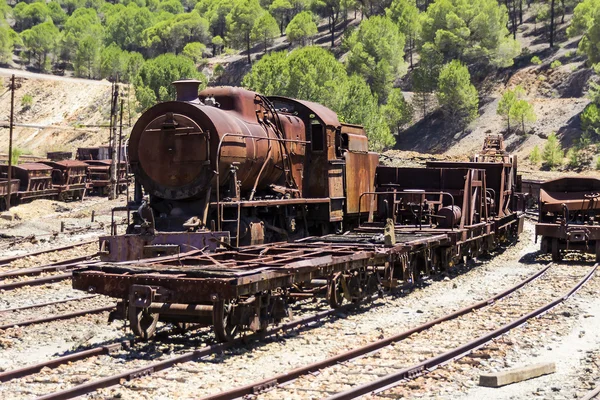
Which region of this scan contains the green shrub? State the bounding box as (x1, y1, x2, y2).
(566, 148, 580, 168)
(10, 147, 24, 164)
(542, 132, 564, 169)
(213, 63, 224, 77)
(529, 145, 541, 164)
(21, 94, 32, 109)
(565, 51, 575, 58)
(550, 60, 562, 69)
(596, 157, 600, 170)
(531, 56, 542, 65)
(581, 103, 600, 136)
(537, 75, 546, 81)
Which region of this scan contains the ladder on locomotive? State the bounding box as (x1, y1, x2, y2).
(219, 201, 242, 248)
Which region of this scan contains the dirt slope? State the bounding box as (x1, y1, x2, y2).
(396, 13, 595, 175)
(0, 71, 123, 157)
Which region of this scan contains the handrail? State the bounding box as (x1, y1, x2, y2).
(357, 190, 456, 230)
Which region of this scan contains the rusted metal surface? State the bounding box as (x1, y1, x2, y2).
(0, 179, 19, 196)
(427, 161, 514, 218)
(83, 159, 127, 190)
(521, 178, 543, 204)
(127, 82, 383, 240)
(46, 151, 73, 161)
(0, 163, 57, 201)
(74, 234, 445, 302)
(373, 167, 488, 229)
(268, 95, 340, 127)
(76, 146, 127, 162)
(345, 151, 379, 215)
(98, 231, 230, 262)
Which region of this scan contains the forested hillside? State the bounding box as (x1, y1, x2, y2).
(2, 0, 600, 168)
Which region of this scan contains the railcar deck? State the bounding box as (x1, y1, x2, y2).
(73, 232, 448, 303)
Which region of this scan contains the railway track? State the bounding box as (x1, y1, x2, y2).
(0, 239, 96, 267)
(0, 296, 375, 400)
(0, 293, 114, 330)
(0, 255, 97, 290)
(1, 262, 581, 400)
(196, 263, 596, 400)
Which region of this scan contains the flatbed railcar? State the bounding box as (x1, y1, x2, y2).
(72, 81, 524, 341)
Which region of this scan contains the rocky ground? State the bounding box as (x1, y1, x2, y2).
(0, 193, 129, 257)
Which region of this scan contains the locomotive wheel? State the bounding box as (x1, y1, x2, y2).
(327, 273, 347, 308)
(129, 306, 159, 340)
(213, 300, 239, 342)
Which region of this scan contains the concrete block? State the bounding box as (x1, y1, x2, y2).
(479, 362, 556, 388)
(0, 213, 13, 221)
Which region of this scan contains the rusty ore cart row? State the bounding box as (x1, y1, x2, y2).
(0, 146, 128, 209)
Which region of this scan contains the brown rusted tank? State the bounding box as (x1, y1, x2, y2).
(129, 81, 305, 201)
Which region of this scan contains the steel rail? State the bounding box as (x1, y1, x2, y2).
(0, 339, 134, 383)
(0, 239, 96, 266)
(0, 272, 73, 290)
(582, 387, 600, 400)
(0, 295, 98, 313)
(327, 263, 597, 400)
(0, 305, 114, 330)
(0, 255, 96, 279)
(35, 296, 376, 400)
(198, 264, 553, 400)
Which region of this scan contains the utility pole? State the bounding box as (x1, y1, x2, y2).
(550, 0, 555, 48)
(108, 80, 115, 152)
(109, 77, 119, 200)
(117, 97, 124, 196)
(6, 74, 15, 211)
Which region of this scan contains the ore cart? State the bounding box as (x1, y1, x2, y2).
(536, 177, 600, 261)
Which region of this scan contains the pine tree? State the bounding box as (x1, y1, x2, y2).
(437, 60, 479, 127)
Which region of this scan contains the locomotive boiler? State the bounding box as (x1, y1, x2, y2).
(127, 80, 379, 246)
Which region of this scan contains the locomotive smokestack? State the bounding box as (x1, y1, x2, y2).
(172, 79, 202, 103)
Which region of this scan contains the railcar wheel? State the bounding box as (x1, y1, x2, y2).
(213, 300, 239, 342)
(129, 306, 159, 340)
(327, 273, 347, 308)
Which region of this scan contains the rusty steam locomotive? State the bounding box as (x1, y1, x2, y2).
(127, 79, 377, 247)
(73, 82, 524, 341)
